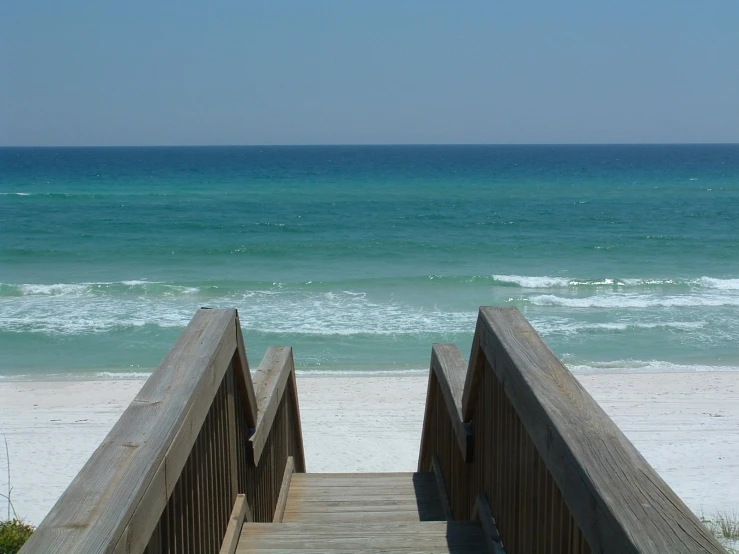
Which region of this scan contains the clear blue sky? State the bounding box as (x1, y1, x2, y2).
(2, 1, 738, 146)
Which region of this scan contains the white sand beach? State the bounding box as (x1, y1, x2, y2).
(1, 371, 738, 526)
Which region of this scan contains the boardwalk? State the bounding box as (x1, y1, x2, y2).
(237, 472, 489, 553)
(19, 308, 728, 554)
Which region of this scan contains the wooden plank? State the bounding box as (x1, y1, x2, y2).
(237, 549, 485, 554)
(249, 346, 294, 465)
(461, 317, 486, 421)
(471, 307, 727, 554)
(219, 494, 248, 554)
(280, 510, 444, 523)
(21, 308, 238, 554)
(290, 472, 433, 485)
(417, 369, 437, 472)
(430, 344, 474, 462)
(472, 492, 506, 554)
(431, 455, 454, 521)
(287, 371, 307, 472)
(226, 366, 239, 503)
(283, 496, 445, 509)
(238, 548, 486, 554)
(238, 535, 487, 549)
(272, 457, 295, 522)
(241, 521, 483, 536)
(285, 491, 442, 502)
(238, 521, 488, 553)
(233, 312, 258, 428)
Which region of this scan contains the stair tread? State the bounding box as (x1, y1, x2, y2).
(238, 521, 488, 553)
(284, 472, 444, 522)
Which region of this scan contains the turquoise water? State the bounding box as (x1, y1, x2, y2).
(1, 145, 739, 378)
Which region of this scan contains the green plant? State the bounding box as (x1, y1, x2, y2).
(701, 510, 739, 553)
(0, 519, 34, 554)
(714, 511, 739, 540)
(0, 436, 33, 553)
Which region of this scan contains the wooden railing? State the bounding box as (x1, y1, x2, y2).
(419, 307, 727, 554)
(20, 308, 305, 554)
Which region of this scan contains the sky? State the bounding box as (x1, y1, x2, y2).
(2, 1, 739, 146)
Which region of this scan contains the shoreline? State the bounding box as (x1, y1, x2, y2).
(3, 362, 739, 383)
(1, 371, 738, 526)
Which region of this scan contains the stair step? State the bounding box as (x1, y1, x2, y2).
(283, 472, 445, 523)
(238, 521, 488, 553)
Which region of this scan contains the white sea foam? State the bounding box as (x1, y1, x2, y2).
(493, 275, 681, 288)
(567, 359, 739, 374)
(698, 277, 739, 290)
(530, 318, 706, 336)
(3, 276, 739, 338)
(0, 288, 476, 336)
(234, 291, 474, 336)
(3, 281, 202, 298)
(494, 274, 739, 290)
(18, 283, 90, 296)
(529, 293, 739, 309)
(493, 274, 571, 288)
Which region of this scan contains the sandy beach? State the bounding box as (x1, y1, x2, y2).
(1, 371, 738, 526)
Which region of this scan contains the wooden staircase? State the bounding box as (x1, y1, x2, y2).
(237, 472, 489, 553)
(20, 308, 730, 554)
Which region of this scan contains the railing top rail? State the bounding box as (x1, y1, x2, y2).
(249, 345, 306, 471)
(20, 308, 241, 554)
(462, 307, 725, 554)
(419, 344, 473, 463)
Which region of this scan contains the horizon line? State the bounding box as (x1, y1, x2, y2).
(2, 141, 739, 149)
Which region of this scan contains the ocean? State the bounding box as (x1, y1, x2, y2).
(1, 145, 738, 379)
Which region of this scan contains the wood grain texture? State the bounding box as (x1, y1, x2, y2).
(472, 307, 726, 554)
(430, 344, 474, 462)
(471, 492, 506, 554)
(238, 521, 488, 553)
(287, 370, 307, 473)
(431, 455, 454, 522)
(272, 457, 295, 522)
(220, 494, 248, 554)
(283, 472, 446, 524)
(461, 318, 486, 422)
(417, 370, 438, 472)
(233, 313, 257, 429)
(419, 307, 726, 553)
(20, 308, 238, 554)
(249, 346, 294, 465)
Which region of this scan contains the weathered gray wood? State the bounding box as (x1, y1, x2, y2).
(417, 369, 437, 472)
(233, 313, 258, 428)
(219, 494, 247, 554)
(226, 366, 239, 504)
(249, 346, 294, 465)
(471, 492, 506, 554)
(430, 344, 474, 462)
(285, 490, 443, 502)
(281, 511, 444, 523)
(241, 521, 481, 536)
(283, 472, 446, 524)
(289, 472, 436, 486)
(431, 455, 454, 522)
(238, 521, 488, 553)
(287, 371, 307, 472)
(19, 308, 238, 554)
(272, 457, 295, 522)
(469, 307, 726, 554)
(461, 318, 486, 422)
(283, 500, 443, 512)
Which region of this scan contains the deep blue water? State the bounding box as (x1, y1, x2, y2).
(1, 145, 739, 377)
